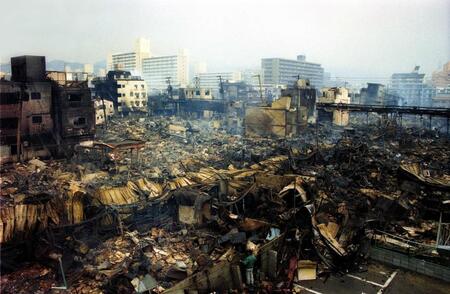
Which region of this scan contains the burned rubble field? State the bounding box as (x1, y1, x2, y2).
(1, 117, 450, 293)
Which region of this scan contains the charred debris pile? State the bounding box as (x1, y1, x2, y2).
(1, 116, 449, 293)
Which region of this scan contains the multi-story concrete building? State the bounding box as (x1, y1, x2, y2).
(389, 67, 427, 106)
(107, 38, 151, 73)
(92, 70, 148, 114)
(261, 55, 324, 89)
(141, 50, 189, 94)
(0, 76, 54, 162)
(360, 83, 386, 105)
(197, 72, 242, 97)
(431, 61, 450, 107)
(182, 87, 213, 100)
(240, 69, 261, 87)
(0, 55, 95, 163)
(318, 87, 350, 126)
(51, 80, 96, 146)
(194, 62, 208, 75)
(360, 83, 399, 106)
(222, 81, 260, 102)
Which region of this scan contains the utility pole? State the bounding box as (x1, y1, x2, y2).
(253, 74, 265, 105)
(166, 77, 173, 99)
(166, 77, 177, 115)
(194, 76, 200, 89)
(293, 75, 301, 133)
(217, 75, 225, 100)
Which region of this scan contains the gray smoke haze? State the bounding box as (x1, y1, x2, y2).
(1, 0, 449, 77)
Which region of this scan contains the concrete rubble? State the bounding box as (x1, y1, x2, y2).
(1, 115, 449, 293)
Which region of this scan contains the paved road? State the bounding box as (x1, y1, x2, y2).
(293, 262, 450, 294)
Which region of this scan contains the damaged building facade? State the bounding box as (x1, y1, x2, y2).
(92, 70, 148, 115)
(245, 79, 317, 137)
(0, 56, 54, 162)
(0, 55, 95, 163)
(318, 87, 350, 126)
(360, 82, 399, 106)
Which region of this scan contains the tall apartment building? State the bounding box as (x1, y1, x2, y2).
(197, 72, 242, 96)
(194, 62, 208, 75)
(261, 55, 324, 88)
(107, 38, 151, 73)
(141, 50, 189, 93)
(108, 39, 189, 94)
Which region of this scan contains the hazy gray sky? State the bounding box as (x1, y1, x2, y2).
(1, 0, 449, 77)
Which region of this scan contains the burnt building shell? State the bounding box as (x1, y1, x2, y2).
(51, 81, 95, 146)
(281, 81, 317, 121)
(11, 55, 46, 83)
(0, 79, 55, 162)
(0, 55, 96, 163)
(222, 81, 260, 102)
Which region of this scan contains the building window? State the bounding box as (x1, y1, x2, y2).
(31, 92, 41, 100)
(141, 84, 145, 89)
(32, 116, 42, 124)
(68, 94, 82, 102)
(130, 92, 133, 96)
(205, 90, 210, 95)
(73, 117, 86, 126)
(0, 117, 19, 129)
(21, 92, 30, 101)
(0, 92, 20, 104)
(134, 85, 138, 89)
(195, 90, 200, 95)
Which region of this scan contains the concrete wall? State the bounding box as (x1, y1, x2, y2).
(370, 246, 450, 282)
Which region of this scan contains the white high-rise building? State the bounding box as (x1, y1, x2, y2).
(107, 38, 151, 74)
(261, 55, 324, 88)
(194, 62, 208, 75)
(141, 49, 189, 93)
(198, 72, 242, 93)
(241, 69, 261, 87)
